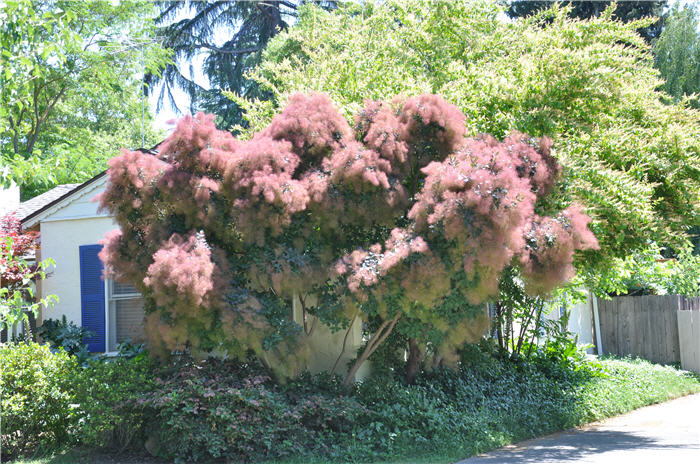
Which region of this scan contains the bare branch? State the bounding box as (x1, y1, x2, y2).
(330, 313, 358, 377)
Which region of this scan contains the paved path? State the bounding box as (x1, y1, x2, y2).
(456, 393, 700, 464)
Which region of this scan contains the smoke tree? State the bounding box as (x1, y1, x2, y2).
(99, 93, 597, 383)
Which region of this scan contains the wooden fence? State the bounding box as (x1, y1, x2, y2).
(596, 295, 687, 365)
(677, 297, 700, 374)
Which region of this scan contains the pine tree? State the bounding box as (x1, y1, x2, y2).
(150, 1, 335, 130)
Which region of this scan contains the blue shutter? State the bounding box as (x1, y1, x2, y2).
(79, 244, 105, 352)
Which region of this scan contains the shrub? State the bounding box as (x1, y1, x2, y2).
(98, 92, 596, 384)
(72, 353, 158, 451)
(0, 342, 79, 458)
(137, 359, 366, 463)
(38, 316, 92, 362)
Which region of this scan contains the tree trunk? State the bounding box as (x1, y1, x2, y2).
(343, 313, 400, 387)
(329, 313, 358, 377)
(494, 301, 504, 349)
(405, 338, 425, 383)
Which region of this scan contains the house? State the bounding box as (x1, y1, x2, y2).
(17, 169, 147, 353)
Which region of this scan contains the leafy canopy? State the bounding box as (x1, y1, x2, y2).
(654, 3, 700, 106)
(99, 93, 596, 381)
(0, 0, 170, 198)
(234, 0, 700, 275)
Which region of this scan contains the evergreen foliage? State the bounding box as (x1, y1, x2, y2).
(505, 0, 666, 42)
(151, 0, 335, 129)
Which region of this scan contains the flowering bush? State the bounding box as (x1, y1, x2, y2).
(99, 93, 597, 383)
(1, 214, 57, 331)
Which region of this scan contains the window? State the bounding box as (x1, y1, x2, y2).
(106, 279, 145, 352)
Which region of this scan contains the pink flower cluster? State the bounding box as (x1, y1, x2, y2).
(98, 91, 598, 362)
(334, 228, 429, 295)
(143, 233, 218, 313)
(520, 205, 599, 294)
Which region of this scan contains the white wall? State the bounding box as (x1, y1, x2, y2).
(0, 183, 20, 215)
(291, 294, 370, 381)
(568, 296, 595, 351)
(36, 179, 115, 325)
(538, 291, 595, 353)
(40, 215, 117, 325)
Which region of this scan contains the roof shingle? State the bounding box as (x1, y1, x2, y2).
(13, 184, 81, 221)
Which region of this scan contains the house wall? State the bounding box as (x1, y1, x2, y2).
(0, 183, 20, 215)
(567, 295, 595, 352)
(291, 294, 370, 381)
(520, 291, 595, 353)
(40, 215, 117, 325)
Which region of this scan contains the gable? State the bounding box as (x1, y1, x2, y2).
(22, 174, 109, 228)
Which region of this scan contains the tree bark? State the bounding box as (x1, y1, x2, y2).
(405, 338, 426, 383)
(329, 313, 358, 377)
(343, 313, 400, 387)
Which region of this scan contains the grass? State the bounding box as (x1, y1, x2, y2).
(573, 357, 700, 421)
(7, 356, 700, 464)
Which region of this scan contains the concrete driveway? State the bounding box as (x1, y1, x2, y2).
(456, 393, 700, 464)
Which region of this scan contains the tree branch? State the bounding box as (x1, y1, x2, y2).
(330, 313, 358, 377)
(195, 43, 262, 55)
(26, 84, 67, 156)
(343, 313, 401, 387)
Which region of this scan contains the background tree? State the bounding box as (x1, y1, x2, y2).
(151, 0, 335, 130)
(504, 0, 667, 42)
(654, 4, 700, 106)
(234, 0, 700, 282)
(98, 93, 596, 384)
(1, 0, 170, 198)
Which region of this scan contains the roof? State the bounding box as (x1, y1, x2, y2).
(15, 183, 81, 221)
(19, 145, 161, 228)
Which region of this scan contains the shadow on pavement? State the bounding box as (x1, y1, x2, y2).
(460, 429, 690, 463)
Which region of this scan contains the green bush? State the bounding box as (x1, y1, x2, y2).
(3, 342, 699, 463)
(0, 342, 80, 458)
(137, 359, 366, 463)
(37, 316, 92, 363)
(72, 352, 157, 451)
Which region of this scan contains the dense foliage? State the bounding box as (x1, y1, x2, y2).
(0, 214, 56, 331)
(588, 244, 700, 297)
(0, 0, 169, 198)
(236, 1, 700, 274)
(2, 341, 699, 462)
(38, 316, 93, 362)
(505, 0, 666, 43)
(98, 92, 596, 382)
(137, 360, 365, 462)
(654, 4, 700, 106)
(0, 343, 78, 458)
